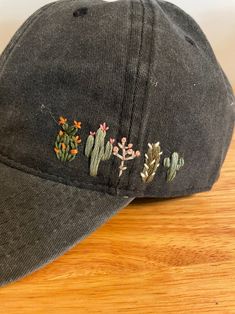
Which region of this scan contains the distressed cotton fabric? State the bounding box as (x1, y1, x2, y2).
(0, 0, 234, 286)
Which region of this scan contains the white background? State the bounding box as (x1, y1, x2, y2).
(0, 0, 235, 85)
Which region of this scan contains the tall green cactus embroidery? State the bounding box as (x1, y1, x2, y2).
(54, 116, 82, 162)
(85, 123, 114, 176)
(163, 152, 184, 182)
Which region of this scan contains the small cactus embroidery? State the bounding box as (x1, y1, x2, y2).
(85, 123, 114, 176)
(141, 142, 163, 183)
(54, 116, 82, 162)
(113, 137, 141, 177)
(163, 152, 184, 182)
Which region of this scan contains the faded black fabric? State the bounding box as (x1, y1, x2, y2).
(0, 162, 133, 286)
(0, 0, 234, 286)
(0, 0, 234, 197)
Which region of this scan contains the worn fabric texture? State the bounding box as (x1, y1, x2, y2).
(0, 0, 234, 286)
(0, 161, 133, 286)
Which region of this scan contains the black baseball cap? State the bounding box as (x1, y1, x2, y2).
(0, 0, 234, 286)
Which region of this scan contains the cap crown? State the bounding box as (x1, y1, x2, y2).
(0, 0, 234, 197)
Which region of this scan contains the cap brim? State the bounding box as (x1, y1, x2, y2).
(0, 162, 133, 287)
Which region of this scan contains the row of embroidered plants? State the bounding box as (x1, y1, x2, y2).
(54, 117, 184, 182)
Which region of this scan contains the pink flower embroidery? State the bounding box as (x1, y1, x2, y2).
(100, 122, 109, 132)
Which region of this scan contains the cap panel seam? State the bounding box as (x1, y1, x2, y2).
(126, 0, 146, 142)
(113, 0, 146, 189)
(107, 0, 134, 188)
(126, 0, 155, 189)
(0, 151, 214, 196)
(0, 151, 143, 193)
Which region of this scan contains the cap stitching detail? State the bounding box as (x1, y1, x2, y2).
(127, 0, 155, 187)
(122, 0, 146, 189)
(126, 0, 145, 141)
(108, 0, 134, 188)
(0, 151, 143, 193)
(0, 182, 213, 261)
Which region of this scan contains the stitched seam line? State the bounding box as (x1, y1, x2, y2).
(127, 0, 155, 188)
(0, 151, 214, 195)
(0, 151, 143, 192)
(116, 0, 145, 188)
(0, 182, 214, 261)
(0, 2, 57, 74)
(127, 0, 145, 141)
(125, 0, 145, 185)
(108, 0, 134, 188)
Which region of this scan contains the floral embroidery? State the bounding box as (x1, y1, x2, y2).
(85, 123, 114, 176)
(54, 117, 82, 162)
(74, 120, 82, 129)
(113, 137, 140, 177)
(141, 142, 162, 183)
(58, 116, 67, 125)
(163, 152, 184, 182)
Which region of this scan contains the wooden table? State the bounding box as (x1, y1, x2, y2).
(0, 24, 235, 314)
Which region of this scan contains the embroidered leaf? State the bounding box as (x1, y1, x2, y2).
(141, 142, 162, 183)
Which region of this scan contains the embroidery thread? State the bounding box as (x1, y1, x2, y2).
(141, 142, 162, 183)
(85, 123, 114, 176)
(163, 152, 184, 182)
(113, 137, 140, 177)
(54, 116, 81, 162)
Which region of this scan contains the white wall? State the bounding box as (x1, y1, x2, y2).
(0, 0, 235, 85)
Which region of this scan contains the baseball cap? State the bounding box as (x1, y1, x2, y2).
(0, 0, 234, 287)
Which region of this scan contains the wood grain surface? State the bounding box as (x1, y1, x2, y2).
(0, 23, 235, 313)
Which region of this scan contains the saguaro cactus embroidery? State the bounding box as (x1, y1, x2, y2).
(85, 123, 114, 176)
(163, 152, 184, 182)
(141, 142, 163, 183)
(113, 137, 141, 177)
(54, 116, 82, 162)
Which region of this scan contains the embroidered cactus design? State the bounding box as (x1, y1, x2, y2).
(85, 123, 114, 176)
(141, 142, 163, 183)
(113, 137, 141, 177)
(163, 152, 184, 182)
(54, 116, 81, 162)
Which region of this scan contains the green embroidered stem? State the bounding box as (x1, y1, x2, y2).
(85, 123, 114, 176)
(54, 117, 81, 162)
(85, 134, 95, 157)
(141, 142, 162, 183)
(103, 141, 113, 160)
(163, 152, 184, 182)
